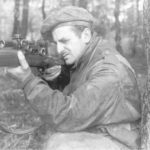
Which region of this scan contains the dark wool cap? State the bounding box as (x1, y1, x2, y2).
(41, 6, 96, 40)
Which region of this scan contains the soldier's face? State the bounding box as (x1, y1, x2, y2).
(52, 26, 90, 65)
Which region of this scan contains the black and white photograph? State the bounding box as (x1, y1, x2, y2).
(0, 0, 147, 149)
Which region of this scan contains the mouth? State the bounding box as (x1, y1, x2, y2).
(61, 50, 70, 61)
(62, 53, 69, 60)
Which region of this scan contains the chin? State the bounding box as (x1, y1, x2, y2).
(66, 62, 73, 66)
(65, 60, 75, 65)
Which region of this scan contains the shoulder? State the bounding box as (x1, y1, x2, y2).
(90, 39, 120, 69)
(88, 39, 135, 79)
(92, 39, 118, 63)
(94, 39, 134, 72)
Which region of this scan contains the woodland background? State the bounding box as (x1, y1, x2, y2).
(0, 0, 147, 149)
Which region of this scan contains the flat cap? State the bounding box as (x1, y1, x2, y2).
(41, 6, 96, 40)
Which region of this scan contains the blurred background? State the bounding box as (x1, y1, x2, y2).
(0, 0, 144, 57)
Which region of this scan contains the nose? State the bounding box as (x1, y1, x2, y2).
(56, 43, 64, 55)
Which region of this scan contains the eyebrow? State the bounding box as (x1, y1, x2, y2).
(58, 38, 69, 43)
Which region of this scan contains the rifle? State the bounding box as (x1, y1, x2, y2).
(0, 34, 64, 75)
(0, 48, 63, 68)
(0, 35, 68, 135)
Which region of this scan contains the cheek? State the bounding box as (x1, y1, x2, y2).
(67, 39, 84, 57)
(72, 45, 84, 58)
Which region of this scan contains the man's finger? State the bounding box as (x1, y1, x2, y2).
(6, 66, 21, 80)
(17, 51, 29, 70)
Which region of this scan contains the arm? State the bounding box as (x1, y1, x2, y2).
(21, 61, 124, 132)
(7, 51, 139, 132)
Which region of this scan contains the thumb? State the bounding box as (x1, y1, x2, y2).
(17, 51, 29, 70)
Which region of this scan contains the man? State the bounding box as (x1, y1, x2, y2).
(6, 6, 141, 150)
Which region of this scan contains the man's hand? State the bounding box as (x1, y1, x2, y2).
(42, 65, 61, 81)
(6, 51, 32, 83)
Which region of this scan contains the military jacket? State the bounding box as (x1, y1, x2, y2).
(22, 35, 141, 148)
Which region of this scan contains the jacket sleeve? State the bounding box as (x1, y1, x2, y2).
(22, 60, 140, 132)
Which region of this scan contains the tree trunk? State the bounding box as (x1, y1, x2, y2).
(72, 0, 78, 6)
(42, 0, 46, 20)
(12, 0, 21, 36)
(132, 0, 140, 56)
(78, 0, 88, 8)
(114, 0, 122, 53)
(136, 0, 140, 26)
(59, 0, 74, 7)
(141, 0, 150, 149)
(21, 0, 29, 38)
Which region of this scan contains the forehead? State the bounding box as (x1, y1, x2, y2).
(52, 25, 76, 41)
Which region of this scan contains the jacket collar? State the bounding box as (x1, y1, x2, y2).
(71, 32, 100, 70)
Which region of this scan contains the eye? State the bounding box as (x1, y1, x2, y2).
(59, 39, 69, 44)
(51, 41, 57, 45)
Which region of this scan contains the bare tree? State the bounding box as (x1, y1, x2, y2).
(114, 0, 122, 53)
(21, 0, 29, 38)
(141, 0, 150, 149)
(12, 0, 21, 36)
(78, 0, 88, 8)
(42, 0, 46, 20)
(132, 0, 140, 55)
(59, 0, 74, 7)
(72, 0, 78, 6)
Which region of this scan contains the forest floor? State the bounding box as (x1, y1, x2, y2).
(0, 51, 147, 150)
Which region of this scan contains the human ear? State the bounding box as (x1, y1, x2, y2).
(81, 28, 92, 44)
